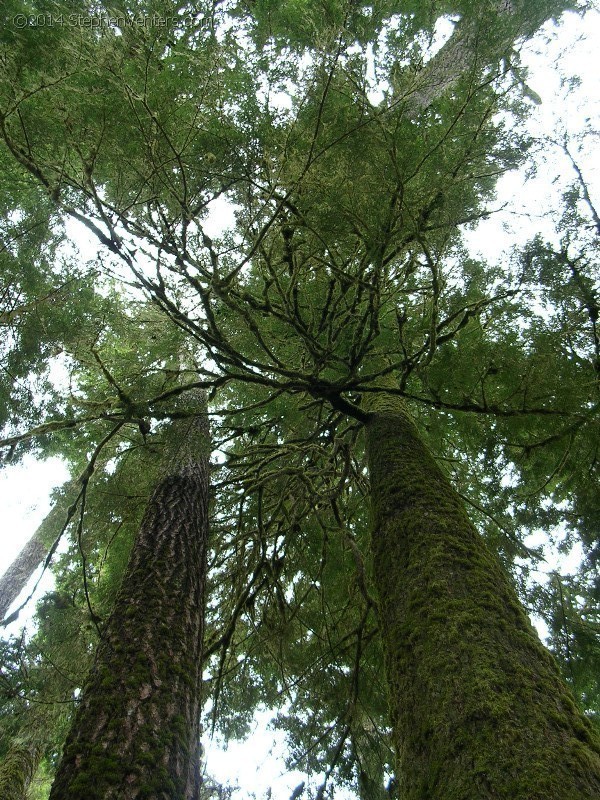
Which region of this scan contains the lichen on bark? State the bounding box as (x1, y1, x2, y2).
(365, 390, 600, 798)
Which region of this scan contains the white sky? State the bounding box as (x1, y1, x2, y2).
(0, 8, 599, 799)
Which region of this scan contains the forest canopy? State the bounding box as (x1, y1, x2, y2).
(0, 1, 599, 799)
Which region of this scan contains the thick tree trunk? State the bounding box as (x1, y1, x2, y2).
(365, 393, 600, 799)
(48, 411, 210, 800)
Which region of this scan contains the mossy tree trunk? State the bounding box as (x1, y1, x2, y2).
(0, 740, 40, 800)
(48, 412, 210, 800)
(365, 393, 600, 799)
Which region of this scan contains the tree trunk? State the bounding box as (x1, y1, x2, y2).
(0, 478, 77, 626)
(0, 530, 48, 625)
(0, 740, 40, 800)
(365, 393, 600, 799)
(48, 410, 210, 800)
(401, 0, 568, 116)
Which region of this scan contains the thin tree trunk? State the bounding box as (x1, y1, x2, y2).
(402, 0, 562, 116)
(365, 393, 600, 799)
(0, 478, 78, 626)
(0, 531, 48, 624)
(48, 409, 210, 800)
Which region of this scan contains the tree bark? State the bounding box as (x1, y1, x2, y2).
(48, 409, 210, 800)
(0, 478, 77, 626)
(401, 0, 568, 116)
(365, 393, 600, 799)
(0, 530, 48, 625)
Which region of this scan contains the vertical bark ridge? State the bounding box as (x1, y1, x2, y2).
(48, 410, 210, 800)
(365, 392, 600, 799)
